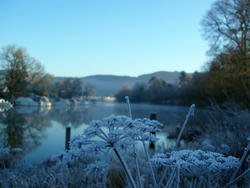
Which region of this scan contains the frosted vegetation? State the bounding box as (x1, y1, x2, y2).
(0, 101, 249, 187)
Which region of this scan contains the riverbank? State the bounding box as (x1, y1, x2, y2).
(0, 96, 116, 112)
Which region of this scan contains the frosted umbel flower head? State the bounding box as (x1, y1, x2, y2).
(70, 115, 163, 152)
(151, 150, 240, 174)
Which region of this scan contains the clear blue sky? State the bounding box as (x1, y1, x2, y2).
(0, 0, 215, 77)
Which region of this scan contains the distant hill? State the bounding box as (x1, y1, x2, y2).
(137, 71, 180, 84)
(55, 71, 181, 96)
(83, 75, 135, 97)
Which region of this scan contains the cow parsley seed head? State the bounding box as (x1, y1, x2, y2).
(70, 115, 163, 154)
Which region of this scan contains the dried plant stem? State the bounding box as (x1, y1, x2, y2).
(125, 96, 132, 119)
(134, 146, 142, 188)
(229, 142, 250, 182)
(113, 148, 137, 188)
(125, 96, 142, 188)
(223, 168, 250, 188)
(165, 167, 176, 188)
(176, 165, 180, 188)
(142, 141, 158, 187)
(175, 104, 195, 148)
(159, 167, 168, 186)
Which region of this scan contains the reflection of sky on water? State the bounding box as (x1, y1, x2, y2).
(1, 102, 202, 164)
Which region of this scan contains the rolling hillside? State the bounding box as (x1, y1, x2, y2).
(55, 71, 181, 96)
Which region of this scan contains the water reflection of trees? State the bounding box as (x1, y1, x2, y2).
(0, 109, 52, 164)
(0, 105, 97, 165)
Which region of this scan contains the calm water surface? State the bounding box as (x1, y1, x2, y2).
(0, 102, 201, 164)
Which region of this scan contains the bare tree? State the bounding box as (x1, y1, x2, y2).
(0, 45, 46, 99)
(201, 0, 249, 57)
(0, 46, 29, 99)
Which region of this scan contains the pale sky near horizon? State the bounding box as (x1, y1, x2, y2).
(0, 0, 216, 77)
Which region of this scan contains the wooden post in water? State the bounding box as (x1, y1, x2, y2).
(65, 126, 71, 151)
(149, 113, 157, 150)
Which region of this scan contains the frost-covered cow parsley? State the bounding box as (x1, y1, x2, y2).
(151, 149, 239, 175)
(70, 115, 163, 153)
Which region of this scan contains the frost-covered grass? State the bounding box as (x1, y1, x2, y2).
(185, 104, 250, 158)
(0, 147, 242, 188)
(166, 104, 250, 159)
